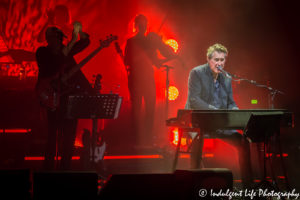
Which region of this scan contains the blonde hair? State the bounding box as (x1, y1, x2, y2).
(207, 43, 228, 59)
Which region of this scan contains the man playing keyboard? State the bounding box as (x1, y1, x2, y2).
(185, 43, 252, 188)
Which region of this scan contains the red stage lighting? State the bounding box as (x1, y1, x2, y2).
(170, 128, 216, 151)
(170, 128, 179, 146)
(24, 155, 163, 161)
(168, 86, 179, 101)
(0, 129, 31, 133)
(74, 140, 83, 147)
(169, 128, 190, 147)
(165, 39, 179, 53)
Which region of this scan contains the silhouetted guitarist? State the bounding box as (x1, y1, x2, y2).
(36, 22, 93, 170)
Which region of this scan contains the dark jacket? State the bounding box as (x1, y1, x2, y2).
(36, 35, 93, 95)
(185, 63, 238, 110)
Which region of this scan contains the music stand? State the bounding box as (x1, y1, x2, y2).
(66, 94, 122, 119)
(66, 94, 122, 167)
(244, 113, 281, 143)
(244, 113, 282, 189)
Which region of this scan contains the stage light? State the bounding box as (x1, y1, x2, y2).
(170, 128, 216, 151)
(74, 140, 83, 147)
(168, 86, 179, 101)
(24, 155, 163, 161)
(0, 129, 31, 133)
(165, 39, 179, 53)
(170, 128, 190, 147)
(171, 128, 179, 146)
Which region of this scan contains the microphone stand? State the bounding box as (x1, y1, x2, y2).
(161, 65, 174, 117)
(220, 70, 285, 109)
(222, 69, 291, 190)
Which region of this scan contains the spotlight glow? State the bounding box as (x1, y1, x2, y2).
(168, 86, 179, 101)
(170, 128, 188, 146)
(165, 39, 179, 53)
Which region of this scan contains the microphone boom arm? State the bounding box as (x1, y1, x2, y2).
(216, 66, 285, 109)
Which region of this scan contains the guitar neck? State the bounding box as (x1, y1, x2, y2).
(62, 46, 104, 82)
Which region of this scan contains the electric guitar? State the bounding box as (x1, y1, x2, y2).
(36, 35, 117, 110)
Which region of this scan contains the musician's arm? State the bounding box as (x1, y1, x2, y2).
(148, 32, 177, 67)
(63, 22, 90, 56)
(62, 22, 80, 56)
(68, 32, 90, 56)
(157, 43, 176, 60)
(187, 69, 216, 110)
(148, 32, 174, 57)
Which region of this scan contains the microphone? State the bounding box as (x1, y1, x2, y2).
(216, 65, 232, 78)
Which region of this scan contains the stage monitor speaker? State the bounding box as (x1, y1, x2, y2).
(0, 169, 31, 200)
(33, 171, 98, 200)
(99, 169, 232, 200)
(174, 168, 233, 199)
(0, 132, 29, 168)
(98, 173, 177, 199)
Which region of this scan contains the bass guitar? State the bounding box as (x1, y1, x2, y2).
(36, 35, 117, 110)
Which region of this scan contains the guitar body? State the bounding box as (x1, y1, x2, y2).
(36, 75, 78, 110)
(35, 76, 61, 110)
